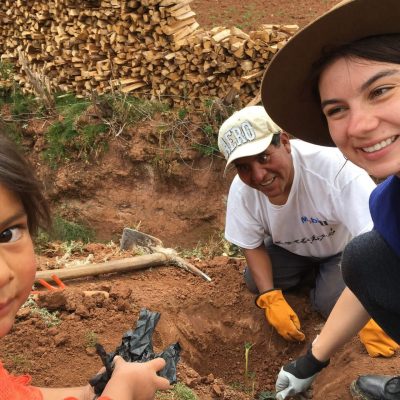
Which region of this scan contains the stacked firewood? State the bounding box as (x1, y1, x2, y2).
(0, 0, 298, 106)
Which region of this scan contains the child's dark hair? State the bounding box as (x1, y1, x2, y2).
(0, 133, 51, 235)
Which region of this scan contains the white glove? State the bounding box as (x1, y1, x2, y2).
(276, 368, 317, 399)
(275, 348, 329, 400)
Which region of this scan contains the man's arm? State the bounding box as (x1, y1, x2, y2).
(242, 244, 274, 292)
(243, 244, 305, 342)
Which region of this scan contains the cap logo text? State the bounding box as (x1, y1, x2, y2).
(220, 121, 257, 158)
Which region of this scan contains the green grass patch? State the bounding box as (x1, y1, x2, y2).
(36, 215, 95, 249)
(42, 94, 110, 167)
(156, 383, 198, 400)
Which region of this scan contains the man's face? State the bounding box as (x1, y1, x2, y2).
(233, 133, 294, 204)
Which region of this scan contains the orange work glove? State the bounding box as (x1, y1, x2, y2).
(359, 319, 399, 357)
(256, 289, 305, 342)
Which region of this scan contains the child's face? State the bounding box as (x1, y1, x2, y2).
(0, 184, 36, 338)
(319, 57, 400, 179)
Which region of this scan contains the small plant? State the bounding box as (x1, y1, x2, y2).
(244, 342, 254, 381)
(258, 391, 276, 399)
(0, 61, 14, 80)
(173, 383, 198, 400)
(156, 382, 198, 400)
(244, 342, 258, 398)
(179, 231, 242, 260)
(85, 331, 98, 348)
(22, 296, 61, 327)
(8, 354, 31, 369)
(9, 90, 38, 120)
(177, 108, 188, 120)
(0, 61, 15, 98)
(102, 88, 168, 137)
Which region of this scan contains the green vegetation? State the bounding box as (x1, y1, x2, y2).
(10, 91, 39, 120)
(8, 354, 31, 369)
(84, 331, 99, 348)
(102, 90, 169, 136)
(22, 296, 61, 327)
(35, 215, 95, 252)
(180, 231, 242, 260)
(0, 65, 238, 172)
(156, 383, 198, 400)
(258, 391, 277, 399)
(43, 94, 103, 167)
(244, 342, 254, 381)
(51, 215, 95, 243)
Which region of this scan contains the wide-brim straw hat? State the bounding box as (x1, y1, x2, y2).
(261, 0, 400, 146)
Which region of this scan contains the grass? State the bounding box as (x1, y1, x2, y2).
(51, 215, 95, 243)
(35, 215, 95, 252)
(179, 231, 242, 259)
(43, 91, 169, 167)
(101, 89, 169, 137)
(42, 94, 93, 167)
(156, 383, 198, 400)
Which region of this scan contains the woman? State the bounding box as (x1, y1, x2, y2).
(260, 0, 400, 399)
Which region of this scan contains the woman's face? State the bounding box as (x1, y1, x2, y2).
(319, 57, 400, 179)
(0, 184, 36, 338)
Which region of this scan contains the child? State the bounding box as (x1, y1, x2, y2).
(0, 133, 170, 399)
(260, 0, 400, 399)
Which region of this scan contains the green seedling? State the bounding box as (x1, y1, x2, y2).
(85, 331, 98, 348)
(244, 342, 258, 398)
(244, 341, 254, 380)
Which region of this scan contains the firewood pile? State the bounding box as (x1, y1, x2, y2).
(0, 0, 298, 106)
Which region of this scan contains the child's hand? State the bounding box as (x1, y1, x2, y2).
(102, 356, 171, 400)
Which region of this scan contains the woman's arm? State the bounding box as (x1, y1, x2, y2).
(312, 287, 370, 360)
(275, 287, 371, 400)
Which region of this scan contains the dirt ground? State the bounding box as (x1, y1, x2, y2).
(2, 243, 399, 400)
(1, 0, 400, 399)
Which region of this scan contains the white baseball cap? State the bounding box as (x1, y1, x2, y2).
(218, 106, 282, 175)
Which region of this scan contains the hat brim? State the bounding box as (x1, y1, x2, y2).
(261, 0, 400, 146)
(223, 135, 274, 176)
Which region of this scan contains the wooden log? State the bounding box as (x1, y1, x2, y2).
(35, 253, 170, 282)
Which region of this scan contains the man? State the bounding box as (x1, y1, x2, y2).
(218, 106, 393, 353)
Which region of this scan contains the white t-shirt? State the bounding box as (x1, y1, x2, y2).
(225, 140, 376, 258)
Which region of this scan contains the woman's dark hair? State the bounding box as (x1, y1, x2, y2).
(0, 133, 51, 236)
(311, 33, 400, 101)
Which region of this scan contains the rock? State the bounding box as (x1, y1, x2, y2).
(54, 333, 68, 346)
(86, 347, 97, 356)
(212, 384, 224, 397)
